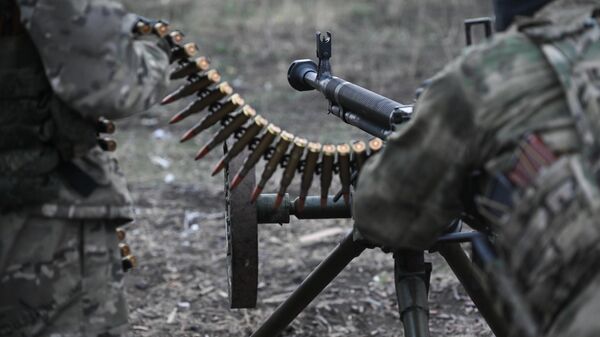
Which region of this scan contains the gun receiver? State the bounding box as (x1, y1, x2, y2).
(288, 32, 412, 139)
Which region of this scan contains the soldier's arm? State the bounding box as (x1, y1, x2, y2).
(353, 63, 477, 251)
(17, 0, 170, 120)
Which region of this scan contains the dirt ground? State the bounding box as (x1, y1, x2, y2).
(115, 1, 495, 336)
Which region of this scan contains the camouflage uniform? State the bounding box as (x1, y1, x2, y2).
(353, 0, 600, 335)
(0, 0, 170, 336)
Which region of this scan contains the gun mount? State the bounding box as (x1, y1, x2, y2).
(160, 20, 536, 336)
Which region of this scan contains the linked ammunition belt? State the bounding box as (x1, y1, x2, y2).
(136, 19, 385, 208)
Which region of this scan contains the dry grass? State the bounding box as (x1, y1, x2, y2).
(115, 1, 495, 336)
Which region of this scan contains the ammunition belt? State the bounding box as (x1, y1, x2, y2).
(144, 19, 386, 207)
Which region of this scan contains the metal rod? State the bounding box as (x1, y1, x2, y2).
(249, 231, 365, 337)
(438, 244, 508, 337)
(394, 251, 431, 337)
(256, 194, 351, 224)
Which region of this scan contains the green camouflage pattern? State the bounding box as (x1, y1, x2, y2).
(353, 0, 600, 334)
(0, 215, 129, 337)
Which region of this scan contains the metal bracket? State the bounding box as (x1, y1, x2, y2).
(464, 17, 494, 46)
(316, 31, 333, 80)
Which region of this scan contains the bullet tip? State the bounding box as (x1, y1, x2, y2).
(230, 174, 245, 190)
(250, 186, 263, 204)
(195, 146, 210, 160)
(180, 129, 195, 142)
(273, 194, 284, 209)
(161, 94, 176, 105)
(169, 113, 184, 124)
(211, 159, 226, 176)
(297, 196, 306, 213)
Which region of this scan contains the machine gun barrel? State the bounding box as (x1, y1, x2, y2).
(288, 59, 411, 139)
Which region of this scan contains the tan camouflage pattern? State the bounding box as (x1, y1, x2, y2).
(0, 0, 171, 335)
(16, 0, 171, 120)
(0, 215, 129, 337)
(353, 0, 600, 335)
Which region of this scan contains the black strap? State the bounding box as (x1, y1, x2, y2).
(57, 161, 98, 197)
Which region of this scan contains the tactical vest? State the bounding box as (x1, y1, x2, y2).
(0, 6, 98, 208)
(475, 7, 600, 332)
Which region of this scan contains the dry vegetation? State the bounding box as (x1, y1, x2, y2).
(115, 0, 494, 336)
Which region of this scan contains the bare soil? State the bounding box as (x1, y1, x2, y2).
(116, 1, 496, 336)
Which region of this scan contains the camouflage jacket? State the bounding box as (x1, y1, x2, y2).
(354, 0, 600, 330)
(2, 0, 170, 221)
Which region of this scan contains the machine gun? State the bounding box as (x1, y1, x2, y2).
(159, 18, 540, 337)
(287, 32, 412, 139)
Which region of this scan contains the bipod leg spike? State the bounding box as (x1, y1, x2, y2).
(394, 250, 432, 337)
(249, 230, 365, 337)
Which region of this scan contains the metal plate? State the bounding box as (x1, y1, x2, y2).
(224, 142, 258, 308)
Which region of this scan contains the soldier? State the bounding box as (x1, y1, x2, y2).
(353, 0, 600, 336)
(0, 0, 170, 336)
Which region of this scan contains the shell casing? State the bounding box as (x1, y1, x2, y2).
(320, 144, 336, 207)
(122, 255, 137, 272)
(162, 69, 221, 105)
(119, 243, 131, 257)
(212, 115, 269, 175)
(180, 93, 245, 142)
(116, 228, 126, 241)
(231, 124, 281, 188)
(251, 131, 294, 202)
(351, 140, 367, 171)
(368, 138, 384, 156)
(257, 131, 294, 189)
(166, 30, 184, 46)
(298, 142, 322, 210)
(152, 21, 169, 37)
(170, 82, 233, 124)
(274, 138, 308, 207)
(337, 144, 351, 205)
(96, 117, 115, 134)
(195, 106, 257, 160)
(170, 42, 198, 63)
(133, 19, 152, 35)
(170, 56, 211, 80)
(98, 137, 117, 152)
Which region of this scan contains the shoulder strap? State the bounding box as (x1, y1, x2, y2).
(523, 13, 600, 161)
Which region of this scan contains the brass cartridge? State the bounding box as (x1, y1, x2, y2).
(98, 137, 117, 152)
(320, 144, 336, 207)
(96, 117, 115, 134)
(166, 30, 184, 46)
(337, 144, 351, 205)
(230, 124, 281, 190)
(274, 137, 308, 208)
(162, 69, 221, 105)
(180, 93, 245, 142)
(195, 106, 257, 160)
(351, 140, 367, 171)
(298, 142, 322, 211)
(169, 82, 232, 124)
(170, 42, 198, 63)
(212, 115, 269, 175)
(250, 131, 294, 203)
(368, 138, 383, 156)
(170, 56, 211, 80)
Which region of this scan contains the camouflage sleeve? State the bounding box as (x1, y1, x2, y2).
(17, 0, 170, 120)
(353, 61, 477, 251)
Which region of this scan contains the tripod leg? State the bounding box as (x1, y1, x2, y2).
(249, 230, 365, 337)
(438, 243, 509, 337)
(394, 251, 431, 337)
